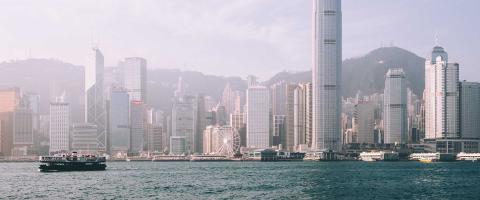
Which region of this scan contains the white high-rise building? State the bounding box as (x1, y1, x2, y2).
(85, 47, 106, 152)
(460, 81, 480, 139)
(384, 68, 407, 144)
(49, 101, 70, 153)
(246, 86, 270, 148)
(312, 0, 342, 151)
(424, 46, 460, 139)
(122, 57, 147, 103)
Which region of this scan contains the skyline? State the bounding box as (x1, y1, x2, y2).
(0, 0, 479, 81)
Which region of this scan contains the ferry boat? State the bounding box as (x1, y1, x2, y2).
(151, 155, 189, 162)
(39, 152, 106, 172)
(190, 155, 233, 162)
(456, 152, 480, 162)
(359, 151, 399, 162)
(409, 153, 455, 163)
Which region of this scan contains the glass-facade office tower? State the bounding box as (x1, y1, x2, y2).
(246, 86, 270, 148)
(122, 57, 147, 103)
(312, 0, 342, 151)
(85, 48, 107, 152)
(460, 81, 480, 139)
(424, 46, 460, 139)
(109, 90, 130, 152)
(384, 68, 407, 144)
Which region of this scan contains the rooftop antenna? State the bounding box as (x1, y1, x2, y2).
(434, 32, 440, 46)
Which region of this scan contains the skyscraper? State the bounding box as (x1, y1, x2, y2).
(122, 57, 147, 103)
(0, 88, 21, 156)
(384, 68, 407, 144)
(246, 86, 270, 148)
(49, 101, 70, 154)
(12, 106, 33, 156)
(424, 46, 460, 139)
(294, 82, 313, 148)
(312, 0, 342, 152)
(354, 101, 375, 144)
(460, 81, 480, 139)
(220, 83, 236, 117)
(109, 89, 130, 153)
(130, 100, 145, 154)
(171, 96, 196, 154)
(85, 48, 107, 152)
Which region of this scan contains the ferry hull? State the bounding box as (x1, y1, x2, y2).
(39, 163, 106, 172)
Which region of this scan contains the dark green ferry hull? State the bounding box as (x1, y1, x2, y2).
(39, 162, 106, 172)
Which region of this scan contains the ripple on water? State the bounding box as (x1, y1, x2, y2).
(1, 162, 479, 199)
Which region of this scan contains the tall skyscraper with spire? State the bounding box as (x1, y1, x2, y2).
(85, 48, 107, 152)
(424, 46, 460, 140)
(312, 0, 342, 152)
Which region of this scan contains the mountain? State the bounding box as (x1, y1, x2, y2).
(265, 47, 426, 97)
(0, 59, 246, 121)
(0, 47, 424, 121)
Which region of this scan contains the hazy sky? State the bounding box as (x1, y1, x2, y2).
(0, 0, 479, 81)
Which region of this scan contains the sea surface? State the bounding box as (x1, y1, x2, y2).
(0, 161, 479, 199)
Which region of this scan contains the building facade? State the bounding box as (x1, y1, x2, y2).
(384, 68, 407, 144)
(71, 123, 98, 153)
(424, 46, 460, 139)
(85, 48, 107, 152)
(460, 81, 480, 139)
(49, 101, 70, 154)
(122, 57, 147, 103)
(109, 89, 130, 153)
(312, 0, 342, 152)
(246, 86, 270, 149)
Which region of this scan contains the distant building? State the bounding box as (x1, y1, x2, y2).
(354, 101, 375, 144)
(246, 86, 270, 149)
(12, 106, 33, 156)
(109, 89, 130, 153)
(0, 88, 21, 156)
(146, 123, 163, 152)
(49, 101, 70, 154)
(71, 123, 98, 153)
(85, 47, 107, 152)
(130, 101, 145, 154)
(272, 115, 286, 147)
(271, 82, 297, 150)
(220, 83, 236, 117)
(230, 113, 246, 147)
(384, 68, 407, 144)
(460, 81, 480, 139)
(171, 96, 196, 154)
(293, 83, 313, 148)
(195, 95, 206, 153)
(122, 57, 147, 103)
(170, 136, 186, 155)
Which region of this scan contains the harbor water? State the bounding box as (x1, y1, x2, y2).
(0, 161, 479, 199)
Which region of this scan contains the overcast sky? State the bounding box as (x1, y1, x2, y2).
(0, 0, 478, 81)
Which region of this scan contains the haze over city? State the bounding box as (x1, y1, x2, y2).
(0, 0, 479, 80)
(1, 1, 480, 199)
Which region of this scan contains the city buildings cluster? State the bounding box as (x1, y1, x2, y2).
(0, 0, 479, 159)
